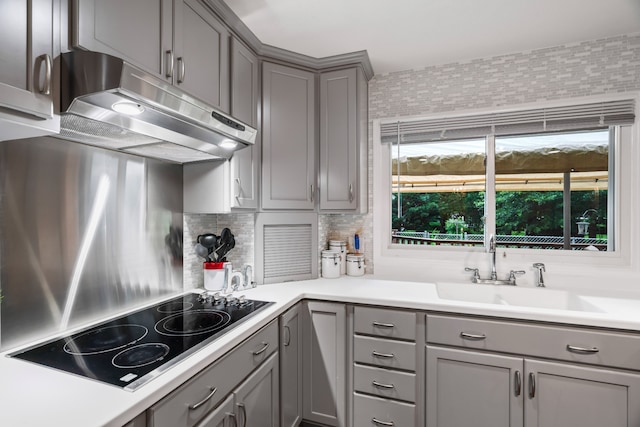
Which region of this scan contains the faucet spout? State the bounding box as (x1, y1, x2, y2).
(489, 234, 497, 280)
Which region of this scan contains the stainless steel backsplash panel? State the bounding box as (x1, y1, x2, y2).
(0, 137, 183, 350)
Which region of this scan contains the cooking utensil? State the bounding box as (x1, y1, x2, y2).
(195, 243, 210, 261)
(214, 228, 235, 261)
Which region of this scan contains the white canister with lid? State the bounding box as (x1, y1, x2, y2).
(321, 250, 341, 279)
(346, 253, 365, 276)
(328, 240, 347, 275)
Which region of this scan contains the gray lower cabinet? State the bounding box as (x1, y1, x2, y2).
(195, 394, 236, 427)
(261, 62, 316, 210)
(427, 346, 640, 427)
(147, 320, 278, 427)
(73, 0, 229, 111)
(230, 37, 260, 209)
(0, 0, 58, 140)
(302, 301, 346, 426)
(234, 352, 280, 427)
(426, 346, 523, 427)
(319, 67, 368, 213)
(280, 303, 303, 427)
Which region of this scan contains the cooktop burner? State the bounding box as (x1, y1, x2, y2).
(10, 293, 273, 391)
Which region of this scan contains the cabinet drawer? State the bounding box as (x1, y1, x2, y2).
(353, 392, 415, 426)
(354, 306, 417, 341)
(148, 320, 278, 427)
(354, 335, 416, 371)
(427, 314, 640, 371)
(354, 364, 416, 402)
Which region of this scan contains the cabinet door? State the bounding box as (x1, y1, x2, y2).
(230, 37, 259, 209)
(262, 62, 316, 210)
(426, 346, 524, 427)
(234, 352, 279, 427)
(280, 303, 303, 427)
(302, 301, 346, 426)
(73, 0, 172, 80)
(0, 0, 58, 140)
(195, 394, 236, 427)
(174, 0, 229, 111)
(525, 359, 640, 427)
(319, 68, 357, 210)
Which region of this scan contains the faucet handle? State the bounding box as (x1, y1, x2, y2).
(464, 267, 480, 283)
(508, 270, 526, 285)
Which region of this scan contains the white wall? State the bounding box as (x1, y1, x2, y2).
(367, 33, 640, 292)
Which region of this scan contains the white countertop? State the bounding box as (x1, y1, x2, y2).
(2, 276, 640, 427)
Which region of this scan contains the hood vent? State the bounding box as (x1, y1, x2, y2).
(56, 51, 256, 163)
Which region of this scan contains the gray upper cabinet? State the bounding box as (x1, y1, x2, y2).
(173, 0, 229, 111)
(230, 37, 259, 209)
(73, 0, 229, 111)
(319, 67, 368, 212)
(262, 62, 316, 210)
(73, 0, 172, 80)
(0, 0, 59, 141)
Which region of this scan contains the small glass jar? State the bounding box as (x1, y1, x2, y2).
(346, 254, 365, 276)
(321, 250, 341, 279)
(328, 240, 347, 275)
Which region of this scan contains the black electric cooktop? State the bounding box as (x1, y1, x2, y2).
(10, 292, 273, 391)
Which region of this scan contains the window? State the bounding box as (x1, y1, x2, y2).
(382, 99, 635, 253)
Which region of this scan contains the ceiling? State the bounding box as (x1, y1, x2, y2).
(225, 0, 640, 75)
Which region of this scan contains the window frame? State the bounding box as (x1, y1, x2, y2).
(372, 94, 639, 285)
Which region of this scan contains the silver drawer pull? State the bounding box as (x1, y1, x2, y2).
(188, 387, 217, 410)
(252, 342, 269, 356)
(566, 345, 599, 354)
(372, 321, 395, 328)
(460, 332, 487, 340)
(372, 350, 395, 359)
(514, 371, 522, 397)
(372, 417, 394, 426)
(372, 380, 395, 389)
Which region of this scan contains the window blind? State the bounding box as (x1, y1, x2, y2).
(381, 99, 635, 144)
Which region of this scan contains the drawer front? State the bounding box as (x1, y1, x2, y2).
(149, 320, 278, 427)
(354, 306, 417, 341)
(354, 335, 416, 371)
(353, 392, 416, 426)
(427, 314, 640, 371)
(354, 364, 416, 402)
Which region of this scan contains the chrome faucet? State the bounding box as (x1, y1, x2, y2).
(489, 234, 497, 280)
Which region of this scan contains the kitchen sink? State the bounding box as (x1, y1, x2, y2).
(435, 282, 606, 313)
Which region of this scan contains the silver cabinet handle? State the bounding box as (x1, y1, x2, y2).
(237, 402, 247, 427)
(528, 372, 536, 398)
(566, 345, 599, 354)
(235, 177, 241, 201)
(349, 183, 354, 202)
(227, 412, 238, 427)
(188, 387, 217, 410)
(165, 50, 174, 78)
(283, 325, 291, 347)
(372, 350, 394, 359)
(310, 184, 314, 202)
(252, 342, 269, 356)
(372, 418, 394, 426)
(372, 380, 395, 389)
(460, 332, 487, 340)
(177, 57, 186, 83)
(35, 54, 52, 95)
(372, 321, 395, 329)
(514, 371, 522, 396)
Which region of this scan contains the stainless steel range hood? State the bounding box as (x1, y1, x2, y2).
(56, 51, 256, 163)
